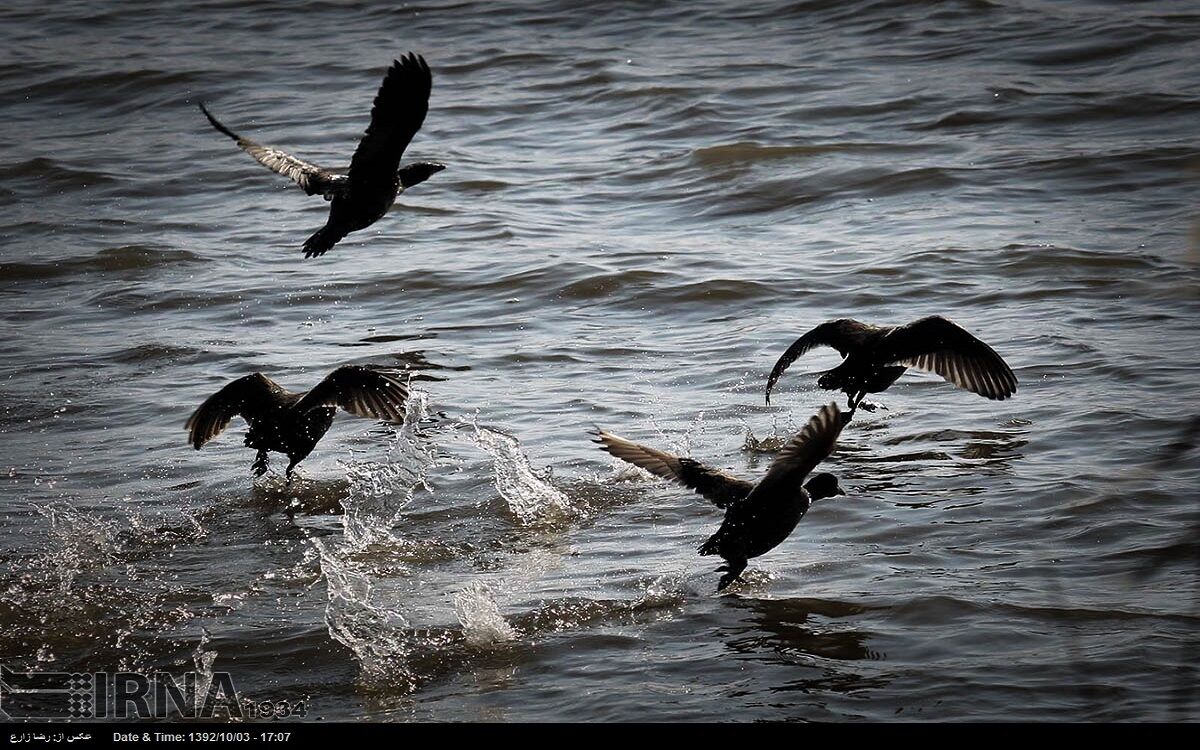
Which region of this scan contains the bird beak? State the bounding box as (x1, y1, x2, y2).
(837, 487, 847, 496)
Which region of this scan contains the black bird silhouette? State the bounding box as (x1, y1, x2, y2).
(186, 366, 409, 479)
(595, 402, 847, 591)
(765, 316, 1017, 414)
(199, 52, 444, 258)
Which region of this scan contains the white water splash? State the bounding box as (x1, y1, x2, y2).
(35, 503, 119, 593)
(191, 630, 217, 715)
(454, 581, 516, 647)
(741, 428, 789, 454)
(337, 390, 437, 550)
(312, 536, 416, 686)
(640, 573, 688, 610)
(314, 389, 438, 686)
(470, 421, 577, 525)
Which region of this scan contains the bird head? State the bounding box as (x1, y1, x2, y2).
(399, 161, 446, 188)
(804, 472, 845, 500)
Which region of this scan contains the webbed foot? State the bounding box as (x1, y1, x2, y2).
(715, 559, 747, 592)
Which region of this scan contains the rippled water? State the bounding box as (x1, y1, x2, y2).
(2, 0, 1199, 722)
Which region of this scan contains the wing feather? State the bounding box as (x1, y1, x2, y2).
(293, 366, 409, 422)
(757, 402, 847, 489)
(593, 431, 754, 508)
(879, 316, 1017, 400)
(185, 373, 278, 449)
(347, 53, 432, 190)
(199, 103, 345, 198)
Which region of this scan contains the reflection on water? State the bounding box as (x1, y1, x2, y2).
(722, 596, 883, 663)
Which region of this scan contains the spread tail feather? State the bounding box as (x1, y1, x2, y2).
(302, 224, 349, 258)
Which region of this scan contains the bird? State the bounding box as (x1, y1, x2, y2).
(765, 315, 1017, 414)
(594, 402, 847, 591)
(199, 52, 445, 258)
(186, 365, 409, 480)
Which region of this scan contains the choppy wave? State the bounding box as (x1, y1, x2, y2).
(1, 245, 203, 282)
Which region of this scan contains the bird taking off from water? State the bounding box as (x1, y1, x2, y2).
(199, 53, 444, 258)
(186, 366, 409, 480)
(765, 316, 1017, 414)
(595, 402, 848, 591)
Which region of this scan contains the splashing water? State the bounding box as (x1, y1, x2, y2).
(35, 503, 120, 593)
(639, 573, 689, 611)
(470, 421, 577, 526)
(454, 581, 517, 648)
(741, 429, 789, 454)
(314, 390, 438, 687)
(337, 390, 437, 550)
(191, 630, 217, 715)
(312, 536, 417, 687)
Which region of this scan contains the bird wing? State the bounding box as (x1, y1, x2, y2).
(764, 319, 877, 404)
(347, 53, 432, 191)
(199, 103, 345, 198)
(757, 402, 846, 489)
(293, 366, 409, 422)
(185, 373, 279, 449)
(593, 431, 754, 508)
(877, 316, 1018, 400)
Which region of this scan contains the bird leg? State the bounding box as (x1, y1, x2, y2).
(285, 458, 300, 484)
(251, 450, 270, 477)
(847, 390, 865, 413)
(845, 390, 880, 414)
(716, 559, 748, 592)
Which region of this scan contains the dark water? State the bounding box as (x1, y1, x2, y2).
(2, 0, 1199, 722)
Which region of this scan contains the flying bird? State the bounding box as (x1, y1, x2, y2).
(765, 316, 1017, 413)
(595, 402, 847, 591)
(199, 52, 444, 258)
(186, 366, 409, 479)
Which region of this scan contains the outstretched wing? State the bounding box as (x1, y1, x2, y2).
(757, 402, 846, 490)
(185, 373, 278, 449)
(347, 53, 432, 191)
(199, 103, 346, 198)
(765, 319, 877, 404)
(878, 316, 1017, 400)
(293, 366, 409, 422)
(593, 431, 754, 508)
